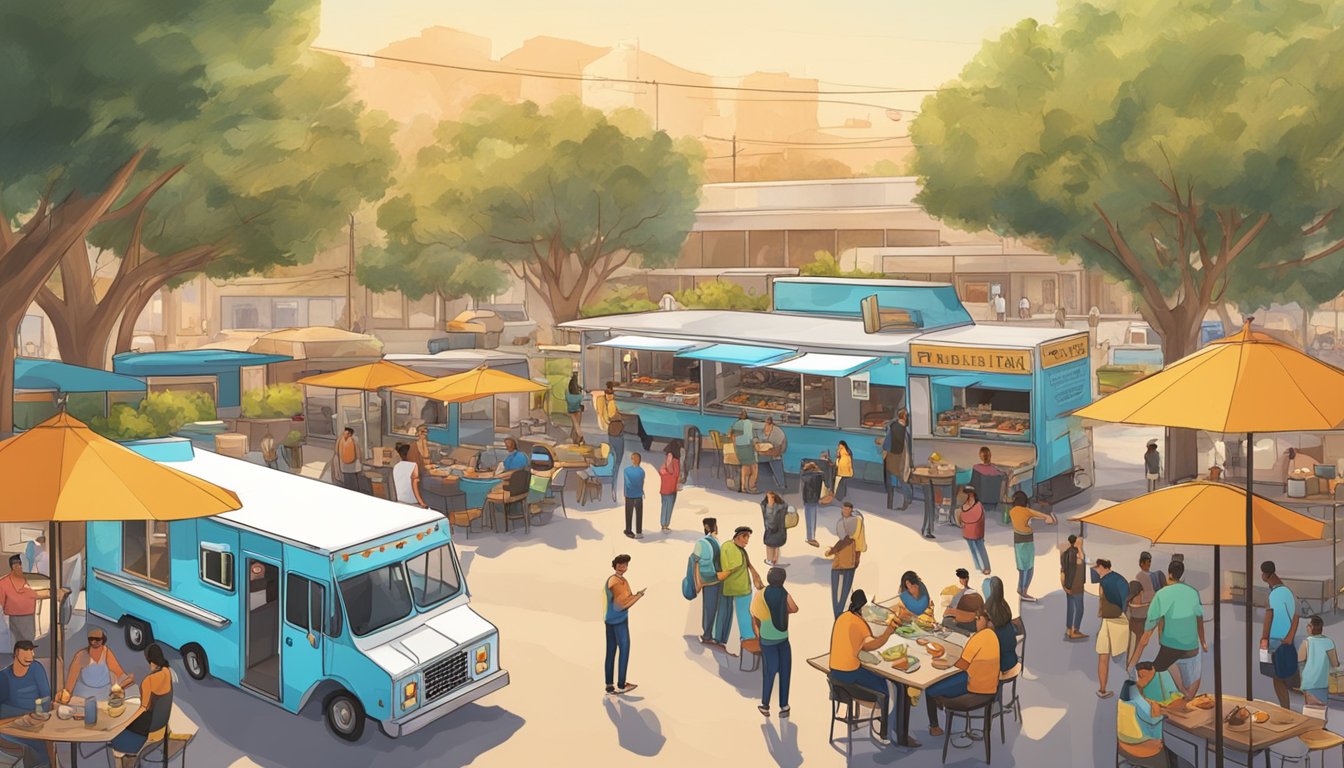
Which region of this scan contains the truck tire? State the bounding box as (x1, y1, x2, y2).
(124, 619, 152, 651)
(181, 643, 209, 680)
(323, 689, 365, 742)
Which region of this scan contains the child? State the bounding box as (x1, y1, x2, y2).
(1298, 615, 1340, 706)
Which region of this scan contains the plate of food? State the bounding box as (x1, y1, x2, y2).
(858, 650, 882, 666)
(891, 657, 922, 673)
(879, 644, 908, 662)
(895, 625, 921, 638)
(1189, 694, 1216, 710)
(925, 642, 947, 659)
(931, 657, 954, 670)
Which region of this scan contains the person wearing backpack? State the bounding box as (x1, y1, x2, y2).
(692, 518, 730, 648)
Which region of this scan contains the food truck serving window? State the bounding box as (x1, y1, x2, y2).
(705, 365, 801, 424)
(607, 349, 701, 408)
(931, 378, 1031, 442)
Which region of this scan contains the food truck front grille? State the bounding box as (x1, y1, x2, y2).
(423, 650, 470, 702)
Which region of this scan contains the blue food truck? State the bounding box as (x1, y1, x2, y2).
(86, 438, 508, 741)
(562, 277, 1094, 500)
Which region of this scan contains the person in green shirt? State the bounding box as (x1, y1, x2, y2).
(1128, 559, 1207, 698)
(714, 527, 764, 649)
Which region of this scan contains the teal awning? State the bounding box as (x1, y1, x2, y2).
(15, 358, 147, 393)
(768, 353, 878, 378)
(931, 375, 981, 389)
(593, 335, 700, 353)
(676, 343, 794, 366)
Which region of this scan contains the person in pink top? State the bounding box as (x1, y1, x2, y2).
(960, 487, 991, 575)
(0, 555, 47, 644)
(658, 445, 682, 533)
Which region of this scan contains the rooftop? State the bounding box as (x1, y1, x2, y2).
(112, 349, 291, 375)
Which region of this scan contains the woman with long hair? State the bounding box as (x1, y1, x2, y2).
(760, 491, 789, 566)
(109, 643, 174, 762)
(960, 486, 990, 575)
(834, 440, 854, 501)
(982, 576, 1021, 674)
(897, 570, 930, 619)
(752, 567, 798, 717)
(564, 373, 585, 442)
(1007, 490, 1055, 602)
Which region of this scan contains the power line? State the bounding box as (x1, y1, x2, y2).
(312, 45, 938, 95)
(701, 134, 908, 147)
(689, 94, 918, 113)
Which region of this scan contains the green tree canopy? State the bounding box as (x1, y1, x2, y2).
(911, 0, 1344, 359)
(378, 96, 703, 325)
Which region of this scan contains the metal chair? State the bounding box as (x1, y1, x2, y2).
(547, 467, 569, 518)
(827, 676, 887, 759)
(490, 470, 532, 533)
(937, 692, 997, 765)
(706, 430, 726, 478)
(585, 444, 615, 505)
(991, 617, 1027, 731)
(971, 469, 1007, 519)
(523, 474, 552, 528)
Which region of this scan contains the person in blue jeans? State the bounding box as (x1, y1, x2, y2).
(0, 640, 53, 767)
(800, 461, 825, 547)
(827, 503, 863, 617)
(829, 590, 916, 747)
(752, 567, 797, 717)
(604, 554, 644, 695)
(623, 452, 646, 539)
(1061, 534, 1088, 640)
(693, 518, 730, 646)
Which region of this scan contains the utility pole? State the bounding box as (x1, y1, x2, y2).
(653, 81, 660, 132)
(732, 135, 737, 182)
(347, 213, 355, 331)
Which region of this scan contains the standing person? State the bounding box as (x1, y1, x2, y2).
(410, 425, 435, 471)
(715, 527, 765, 651)
(1259, 560, 1301, 708)
(1009, 492, 1055, 601)
(0, 555, 48, 644)
(925, 609, 1001, 737)
(1092, 558, 1131, 698)
(1298, 615, 1340, 707)
(1054, 305, 1067, 328)
(994, 293, 1007, 322)
(658, 446, 680, 533)
(1129, 552, 1164, 656)
(564, 373, 585, 442)
(729, 410, 760, 494)
(759, 417, 788, 489)
(1144, 441, 1162, 492)
(752, 567, 797, 717)
(600, 382, 626, 501)
(878, 409, 914, 510)
(59, 628, 134, 703)
(834, 440, 854, 501)
(392, 444, 428, 509)
(1018, 295, 1031, 319)
(829, 590, 916, 748)
(108, 644, 173, 765)
(1087, 306, 1101, 348)
(0, 640, 54, 768)
(260, 432, 279, 470)
(21, 536, 46, 577)
(1061, 534, 1088, 640)
(826, 503, 865, 617)
(623, 453, 647, 540)
(336, 426, 361, 491)
(760, 492, 789, 567)
(602, 555, 643, 695)
(800, 461, 825, 548)
(1129, 559, 1207, 699)
(693, 518, 729, 648)
(960, 487, 990, 575)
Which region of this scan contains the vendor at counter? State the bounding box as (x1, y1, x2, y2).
(730, 410, 760, 494)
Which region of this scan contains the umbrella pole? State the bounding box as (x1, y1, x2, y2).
(49, 523, 62, 696)
(1214, 544, 1225, 768)
(1245, 431, 1254, 703)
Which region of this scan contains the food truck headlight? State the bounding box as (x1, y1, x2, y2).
(399, 678, 419, 710)
(474, 643, 490, 675)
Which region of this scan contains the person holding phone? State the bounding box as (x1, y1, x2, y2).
(604, 554, 645, 695)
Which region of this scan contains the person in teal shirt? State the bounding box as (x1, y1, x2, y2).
(1117, 662, 1184, 768)
(1129, 560, 1205, 698)
(1298, 614, 1339, 706)
(751, 567, 797, 717)
(1259, 560, 1300, 708)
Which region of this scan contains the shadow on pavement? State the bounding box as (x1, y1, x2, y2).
(602, 695, 665, 757)
(761, 717, 803, 768)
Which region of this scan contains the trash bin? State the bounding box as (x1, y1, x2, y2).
(214, 432, 248, 459)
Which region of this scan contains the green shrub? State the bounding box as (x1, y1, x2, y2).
(675, 280, 770, 311)
(283, 429, 304, 447)
(580, 285, 658, 317)
(241, 383, 303, 418)
(89, 390, 216, 441)
(799, 250, 885, 279)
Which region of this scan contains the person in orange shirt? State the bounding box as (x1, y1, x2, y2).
(335, 427, 361, 491)
(828, 590, 916, 747)
(924, 609, 1002, 736)
(110, 643, 174, 764)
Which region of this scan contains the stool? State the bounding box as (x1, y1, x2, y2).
(1278, 729, 1344, 768)
(740, 637, 762, 672)
(938, 692, 996, 764)
(828, 677, 887, 759)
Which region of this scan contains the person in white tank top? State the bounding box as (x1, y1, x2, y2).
(392, 443, 427, 507)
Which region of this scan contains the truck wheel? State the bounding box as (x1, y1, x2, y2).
(123, 619, 152, 651)
(181, 644, 209, 680)
(324, 690, 365, 742)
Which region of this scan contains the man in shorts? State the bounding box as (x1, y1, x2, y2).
(1092, 558, 1130, 698)
(1128, 559, 1207, 698)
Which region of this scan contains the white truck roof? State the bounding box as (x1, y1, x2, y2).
(168, 448, 443, 554)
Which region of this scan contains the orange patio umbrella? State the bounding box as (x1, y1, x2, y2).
(297, 360, 432, 391)
(0, 412, 241, 690)
(391, 365, 546, 403)
(1072, 482, 1324, 763)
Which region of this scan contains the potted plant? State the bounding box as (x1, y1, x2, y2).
(281, 429, 304, 469)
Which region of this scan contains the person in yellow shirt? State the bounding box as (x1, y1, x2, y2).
(1008, 491, 1056, 602)
(109, 644, 174, 763)
(924, 609, 1002, 736)
(827, 590, 916, 747)
(834, 441, 854, 501)
(335, 427, 361, 491)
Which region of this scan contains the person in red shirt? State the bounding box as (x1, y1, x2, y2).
(0, 555, 47, 645)
(658, 446, 681, 533)
(960, 487, 990, 575)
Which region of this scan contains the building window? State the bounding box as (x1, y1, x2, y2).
(178, 280, 202, 333)
(286, 574, 327, 635)
(407, 294, 437, 329)
(677, 232, 703, 268)
(199, 545, 234, 591)
(123, 521, 170, 587)
(273, 300, 301, 328)
(309, 298, 338, 328)
(371, 292, 403, 320)
(885, 229, 940, 247)
(837, 229, 884, 257)
(702, 231, 746, 268)
(747, 231, 785, 268)
(305, 389, 337, 438)
(786, 230, 836, 267)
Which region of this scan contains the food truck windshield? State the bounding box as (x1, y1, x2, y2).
(340, 544, 464, 636)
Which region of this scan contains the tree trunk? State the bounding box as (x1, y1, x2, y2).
(1216, 302, 1237, 336)
(1147, 302, 1206, 483)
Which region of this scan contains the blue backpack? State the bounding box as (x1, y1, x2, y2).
(682, 536, 721, 600)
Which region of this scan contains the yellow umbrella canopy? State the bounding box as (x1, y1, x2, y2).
(1071, 482, 1324, 546)
(392, 365, 546, 403)
(297, 360, 433, 392)
(0, 412, 242, 520)
(1074, 322, 1344, 432)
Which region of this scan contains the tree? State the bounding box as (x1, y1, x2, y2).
(359, 210, 509, 306)
(799, 251, 885, 279)
(8, 0, 395, 370)
(378, 96, 703, 326)
(911, 0, 1344, 480)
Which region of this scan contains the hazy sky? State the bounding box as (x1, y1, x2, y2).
(316, 0, 1059, 115)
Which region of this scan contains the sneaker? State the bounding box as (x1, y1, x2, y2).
(605, 685, 616, 695)
(870, 730, 892, 747)
(779, 706, 791, 718)
(624, 531, 636, 539)
(758, 705, 771, 717)
(1020, 593, 1037, 603)
(807, 539, 819, 547)
(924, 534, 936, 540)
(617, 683, 638, 694)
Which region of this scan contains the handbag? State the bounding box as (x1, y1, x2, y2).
(608, 417, 625, 437)
(784, 506, 799, 529)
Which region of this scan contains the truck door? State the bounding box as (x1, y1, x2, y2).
(281, 565, 330, 707)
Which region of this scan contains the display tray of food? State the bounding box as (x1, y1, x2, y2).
(716, 390, 800, 413)
(934, 408, 1030, 440)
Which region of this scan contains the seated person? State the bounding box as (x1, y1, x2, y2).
(925, 609, 1001, 736)
(829, 590, 915, 747)
(497, 437, 529, 475)
(61, 628, 135, 702)
(897, 571, 932, 622)
(1206, 465, 1223, 482)
(1118, 662, 1188, 768)
(972, 446, 1003, 477)
(941, 569, 985, 634)
(983, 576, 1020, 674)
(110, 644, 174, 763)
(0, 640, 54, 767)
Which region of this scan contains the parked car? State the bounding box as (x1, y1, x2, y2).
(478, 303, 536, 347)
(1097, 344, 1165, 394)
